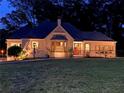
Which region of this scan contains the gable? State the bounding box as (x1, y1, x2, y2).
(62, 23, 82, 40)
(54, 26, 65, 33)
(45, 26, 74, 40)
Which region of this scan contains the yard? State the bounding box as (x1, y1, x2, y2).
(1, 58, 124, 93)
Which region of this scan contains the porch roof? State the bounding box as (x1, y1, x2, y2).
(51, 35, 67, 40)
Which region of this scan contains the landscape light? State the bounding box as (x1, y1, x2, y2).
(1, 50, 4, 54)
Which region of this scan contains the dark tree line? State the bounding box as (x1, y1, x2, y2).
(0, 0, 124, 55)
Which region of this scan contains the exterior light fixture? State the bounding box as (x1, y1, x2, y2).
(1, 49, 5, 58)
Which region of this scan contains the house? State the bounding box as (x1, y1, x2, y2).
(6, 18, 116, 61)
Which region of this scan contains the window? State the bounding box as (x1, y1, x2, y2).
(53, 41, 66, 47)
(104, 46, 109, 50)
(11, 43, 21, 47)
(32, 42, 39, 48)
(100, 46, 104, 51)
(95, 46, 100, 51)
(64, 42, 67, 47)
(95, 45, 114, 54)
(85, 44, 90, 51)
(60, 42, 63, 46)
(109, 46, 114, 51)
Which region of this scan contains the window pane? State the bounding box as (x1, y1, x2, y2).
(85, 44, 90, 51)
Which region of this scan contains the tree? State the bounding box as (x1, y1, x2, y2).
(0, 29, 8, 50)
(8, 46, 22, 60)
(7, 0, 57, 25)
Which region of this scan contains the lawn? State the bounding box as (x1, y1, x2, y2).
(1, 58, 124, 93)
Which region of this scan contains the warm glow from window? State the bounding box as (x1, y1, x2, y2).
(11, 43, 21, 47)
(74, 44, 78, 47)
(96, 45, 114, 51)
(64, 42, 66, 47)
(32, 42, 39, 48)
(85, 44, 90, 51)
(53, 41, 66, 47)
(60, 42, 63, 46)
(95, 46, 100, 51)
(51, 41, 66, 52)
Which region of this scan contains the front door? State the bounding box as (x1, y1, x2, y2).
(73, 43, 82, 56)
(51, 41, 66, 58)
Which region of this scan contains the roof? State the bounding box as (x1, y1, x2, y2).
(8, 20, 113, 41)
(9, 20, 56, 39)
(80, 32, 113, 41)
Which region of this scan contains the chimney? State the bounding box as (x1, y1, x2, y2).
(57, 16, 61, 26)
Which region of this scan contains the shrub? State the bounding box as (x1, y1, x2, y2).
(8, 46, 22, 60)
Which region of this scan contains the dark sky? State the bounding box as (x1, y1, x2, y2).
(0, 0, 15, 18)
(0, 0, 15, 29)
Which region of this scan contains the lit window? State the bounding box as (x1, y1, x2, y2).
(55, 41, 66, 47)
(64, 42, 67, 47)
(100, 46, 104, 51)
(11, 43, 21, 47)
(110, 46, 114, 51)
(32, 42, 39, 48)
(74, 44, 79, 47)
(85, 44, 90, 51)
(95, 46, 100, 51)
(104, 46, 109, 50)
(60, 42, 63, 46)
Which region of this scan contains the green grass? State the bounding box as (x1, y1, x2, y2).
(1, 58, 124, 93)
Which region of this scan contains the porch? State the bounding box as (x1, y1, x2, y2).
(49, 40, 90, 58)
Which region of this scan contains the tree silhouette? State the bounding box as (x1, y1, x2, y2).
(8, 46, 22, 59)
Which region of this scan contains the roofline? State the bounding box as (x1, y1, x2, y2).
(6, 39, 21, 40)
(6, 39, 22, 42)
(7, 38, 116, 42)
(83, 40, 117, 43)
(7, 38, 45, 39)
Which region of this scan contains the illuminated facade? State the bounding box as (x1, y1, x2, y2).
(6, 18, 116, 61)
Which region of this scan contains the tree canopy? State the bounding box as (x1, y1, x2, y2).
(1, 0, 122, 35)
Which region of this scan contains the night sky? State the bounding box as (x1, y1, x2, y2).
(0, 0, 15, 29)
